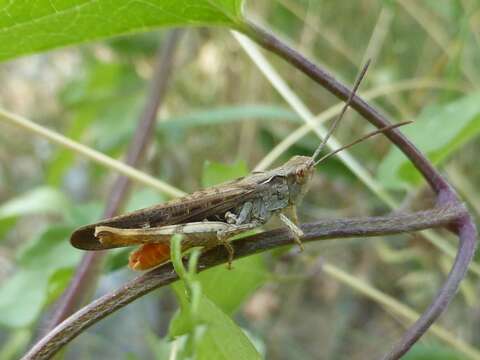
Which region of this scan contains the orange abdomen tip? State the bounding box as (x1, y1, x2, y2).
(129, 243, 171, 271)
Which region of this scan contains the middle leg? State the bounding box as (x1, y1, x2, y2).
(217, 220, 262, 268)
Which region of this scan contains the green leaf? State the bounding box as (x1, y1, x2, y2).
(195, 297, 262, 360)
(403, 343, 467, 360)
(60, 61, 142, 107)
(377, 92, 480, 189)
(0, 329, 31, 360)
(172, 256, 268, 317)
(158, 105, 300, 130)
(170, 295, 263, 360)
(104, 248, 131, 273)
(46, 106, 98, 186)
(82, 62, 145, 156)
(0, 226, 81, 328)
(202, 160, 249, 188)
(0, 270, 48, 327)
(64, 201, 103, 228)
(155, 104, 300, 146)
(16, 226, 78, 269)
(0, 217, 17, 243)
(0, 0, 246, 61)
(125, 188, 165, 213)
(92, 97, 144, 156)
(0, 187, 69, 240)
(0, 186, 68, 219)
(46, 267, 75, 305)
(144, 330, 172, 359)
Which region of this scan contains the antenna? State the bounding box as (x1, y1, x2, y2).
(314, 120, 412, 166)
(311, 59, 371, 163)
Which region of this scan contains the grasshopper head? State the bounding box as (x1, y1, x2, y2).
(283, 155, 315, 205)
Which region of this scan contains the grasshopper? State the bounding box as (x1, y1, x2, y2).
(70, 61, 410, 270)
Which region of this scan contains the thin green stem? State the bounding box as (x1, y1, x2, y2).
(0, 108, 184, 198)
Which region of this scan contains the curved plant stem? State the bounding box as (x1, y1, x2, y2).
(45, 29, 183, 331)
(242, 21, 477, 360)
(321, 263, 480, 360)
(233, 31, 396, 207)
(244, 21, 447, 192)
(254, 78, 467, 172)
(22, 205, 464, 360)
(237, 25, 480, 282)
(383, 217, 477, 360)
(24, 22, 478, 360)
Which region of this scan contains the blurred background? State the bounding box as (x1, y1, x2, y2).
(0, 1, 480, 359)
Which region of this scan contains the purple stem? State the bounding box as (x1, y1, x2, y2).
(22, 205, 464, 360)
(244, 21, 477, 360)
(382, 215, 477, 360)
(26, 22, 478, 360)
(244, 21, 448, 193)
(45, 29, 183, 331)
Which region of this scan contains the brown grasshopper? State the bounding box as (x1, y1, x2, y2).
(70, 61, 410, 270)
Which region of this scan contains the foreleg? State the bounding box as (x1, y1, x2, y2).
(278, 207, 305, 251)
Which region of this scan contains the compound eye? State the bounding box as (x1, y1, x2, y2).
(296, 168, 306, 182)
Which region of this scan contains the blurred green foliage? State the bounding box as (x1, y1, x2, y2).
(0, 187, 68, 239)
(405, 344, 467, 360)
(0, 0, 479, 359)
(378, 92, 480, 189)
